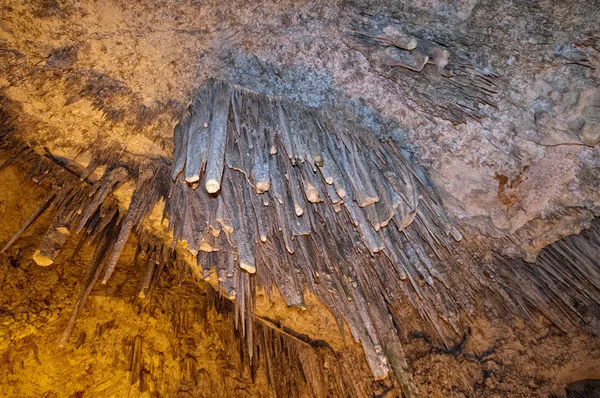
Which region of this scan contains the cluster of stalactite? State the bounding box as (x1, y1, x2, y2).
(342, 10, 499, 123)
(0, 145, 391, 397)
(0, 143, 170, 349)
(2, 81, 600, 397)
(166, 79, 471, 393)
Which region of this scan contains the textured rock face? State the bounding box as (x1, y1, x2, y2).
(1, 0, 600, 396)
(0, 165, 268, 397)
(0, 164, 391, 397)
(0, 163, 599, 398)
(1, 0, 598, 255)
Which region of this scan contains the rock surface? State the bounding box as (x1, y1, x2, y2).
(1, 0, 600, 396)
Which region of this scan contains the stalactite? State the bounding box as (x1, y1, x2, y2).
(58, 227, 116, 347)
(32, 208, 71, 266)
(162, 79, 600, 392)
(101, 165, 157, 283)
(205, 81, 231, 193)
(1, 189, 57, 253)
(343, 10, 498, 123)
(1, 78, 599, 397)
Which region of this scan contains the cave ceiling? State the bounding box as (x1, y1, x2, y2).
(0, 0, 599, 397)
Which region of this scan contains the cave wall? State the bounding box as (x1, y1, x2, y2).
(0, 158, 393, 398)
(1, 142, 599, 397)
(1, 0, 600, 397)
(1, 0, 598, 255)
(0, 163, 272, 397)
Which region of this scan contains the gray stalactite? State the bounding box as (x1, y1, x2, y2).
(1, 77, 600, 397)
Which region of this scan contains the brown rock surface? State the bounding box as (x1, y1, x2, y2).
(1, 0, 600, 396)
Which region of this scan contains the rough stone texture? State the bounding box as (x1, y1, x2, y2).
(0, 163, 396, 397)
(1, 160, 599, 397)
(0, 165, 270, 397)
(1, 0, 598, 257)
(1, 0, 600, 396)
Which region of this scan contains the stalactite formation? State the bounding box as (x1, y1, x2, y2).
(342, 10, 499, 124)
(164, 79, 475, 392)
(1, 78, 599, 396)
